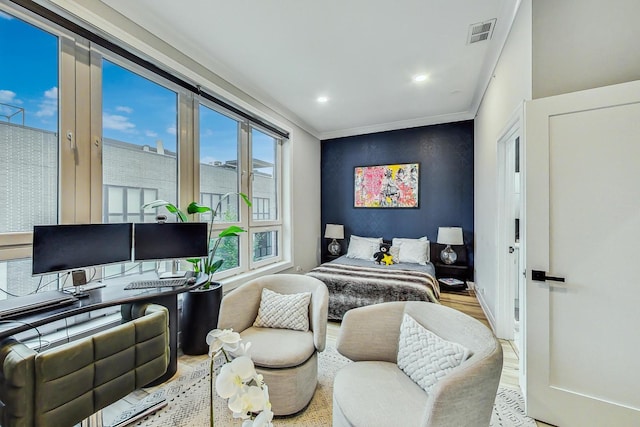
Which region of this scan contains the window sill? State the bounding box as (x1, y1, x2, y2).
(221, 260, 293, 293)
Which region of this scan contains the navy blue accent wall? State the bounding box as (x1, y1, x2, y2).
(321, 120, 474, 265)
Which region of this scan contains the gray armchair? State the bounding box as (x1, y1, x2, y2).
(333, 301, 502, 427)
(218, 274, 329, 415)
(0, 303, 169, 427)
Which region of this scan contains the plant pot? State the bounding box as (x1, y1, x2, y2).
(180, 281, 223, 355)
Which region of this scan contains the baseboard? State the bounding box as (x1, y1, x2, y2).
(475, 289, 498, 335)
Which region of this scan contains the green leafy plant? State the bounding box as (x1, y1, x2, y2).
(142, 193, 252, 288)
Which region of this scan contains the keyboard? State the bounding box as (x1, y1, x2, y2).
(0, 291, 78, 319)
(124, 278, 187, 290)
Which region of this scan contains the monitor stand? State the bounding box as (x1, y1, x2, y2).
(63, 282, 106, 297)
(158, 259, 188, 279)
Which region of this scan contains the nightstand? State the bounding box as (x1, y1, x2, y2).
(322, 253, 341, 264)
(434, 262, 471, 282)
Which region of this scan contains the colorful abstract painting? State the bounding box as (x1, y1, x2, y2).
(354, 163, 419, 208)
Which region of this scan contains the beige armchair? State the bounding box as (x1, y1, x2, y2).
(333, 301, 502, 427)
(0, 303, 169, 427)
(218, 274, 329, 415)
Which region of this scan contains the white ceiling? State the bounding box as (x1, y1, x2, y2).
(99, 0, 520, 139)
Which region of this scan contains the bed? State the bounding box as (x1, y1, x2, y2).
(307, 255, 440, 321)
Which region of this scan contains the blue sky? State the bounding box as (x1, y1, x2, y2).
(1, 10, 274, 165)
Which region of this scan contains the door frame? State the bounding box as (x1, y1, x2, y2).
(495, 103, 525, 341)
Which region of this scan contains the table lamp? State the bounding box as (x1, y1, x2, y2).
(437, 227, 463, 265)
(324, 224, 344, 256)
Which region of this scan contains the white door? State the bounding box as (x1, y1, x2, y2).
(525, 80, 640, 426)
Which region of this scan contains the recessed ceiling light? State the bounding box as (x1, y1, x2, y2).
(412, 74, 428, 83)
(317, 96, 329, 103)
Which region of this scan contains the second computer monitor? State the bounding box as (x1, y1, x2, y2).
(133, 222, 208, 261)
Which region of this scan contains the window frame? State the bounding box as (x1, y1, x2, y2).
(0, 1, 290, 298)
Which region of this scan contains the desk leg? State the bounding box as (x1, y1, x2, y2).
(146, 293, 179, 385)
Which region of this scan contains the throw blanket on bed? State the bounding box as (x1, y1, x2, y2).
(307, 262, 440, 321)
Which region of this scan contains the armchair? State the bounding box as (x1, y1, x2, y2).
(218, 274, 329, 415)
(333, 301, 502, 427)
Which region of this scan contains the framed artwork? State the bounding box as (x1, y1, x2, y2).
(354, 163, 419, 208)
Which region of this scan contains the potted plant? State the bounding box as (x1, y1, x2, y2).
(142, 193, 251, 355)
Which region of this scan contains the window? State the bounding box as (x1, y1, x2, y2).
(249, 127, 282, 267)
(200, 193, 232, 223)
(102, 59, 178, 224)
(0, 3, 288, 299)
(0, 13, 58, 234)
(196, 106, 283, 277)
(253, 230, 277, 261)
(0, 11, 60, 299)
(253, 197, 270, 220)
(104, 185, 158, 223)
(251, 128, 278, 222)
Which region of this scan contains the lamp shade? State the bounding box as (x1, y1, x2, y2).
(324, 224, 344, 240)
(437, 227, 463, 245)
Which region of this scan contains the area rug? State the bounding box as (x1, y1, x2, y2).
(110, 346, 536, 427)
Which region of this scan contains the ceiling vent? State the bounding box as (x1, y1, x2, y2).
(468, 19, 496, 44)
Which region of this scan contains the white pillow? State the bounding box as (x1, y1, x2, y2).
(397, 314, 471, 394)
(346, 235, 383, 260)
(392, 236, 430, 265)
(253, 288, 312, 331)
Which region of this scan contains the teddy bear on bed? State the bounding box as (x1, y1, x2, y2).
(373, 243, 394, 265)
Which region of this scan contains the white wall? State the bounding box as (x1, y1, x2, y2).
(48, 0, 322, 277)
(474, 0, 531, 324)
(286, 128, 322, 273)
(475, 0, 640, 329)
(533, 0, 640, 99)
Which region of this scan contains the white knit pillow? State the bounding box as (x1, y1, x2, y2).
(397, 314, 471, 394)
(253, 288, 312, 332)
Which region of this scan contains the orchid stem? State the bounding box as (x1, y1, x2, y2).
(210, 356, 215, 427)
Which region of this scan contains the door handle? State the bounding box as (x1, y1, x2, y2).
(532, 270, 565, 282)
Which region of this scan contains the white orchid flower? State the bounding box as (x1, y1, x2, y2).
(207, 331, 271, 427)
(228, 384, 268, 417)
(236, 341, 252, 357)
(206, 328, 241, 357)
(251, 406, 274, 427)
(241, 405, 274, 427)
(215, 356, 257, 399)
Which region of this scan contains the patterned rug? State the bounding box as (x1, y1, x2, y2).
(109, 346, 536, 427)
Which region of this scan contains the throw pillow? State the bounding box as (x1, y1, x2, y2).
(253, 288, 312, 332)
(392, 236, 430, 264)
(346, 235, 383, 260)
(397, 313, 471, 394)
(389, 245, 401, 262)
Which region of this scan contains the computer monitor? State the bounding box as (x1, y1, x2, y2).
(32, 223, 133, 275)
(133, 222, 208, 262)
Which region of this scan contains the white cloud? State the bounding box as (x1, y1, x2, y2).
(145, 130, 158, 137)
(116, 106, 133, 114)
(35, 87, 58, 118)
(0, 11, 13, 20)
(166, 125, 177, 135)
(103, 113, 136, 132)
(202, 129, 214, 138)
(0, 90, 21, 104)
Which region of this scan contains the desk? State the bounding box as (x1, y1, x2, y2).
(0, 273, 209, 384)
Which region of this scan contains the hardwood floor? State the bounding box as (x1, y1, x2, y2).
(103, 290, 553, 426)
